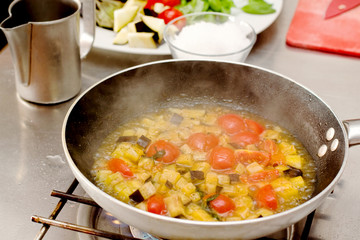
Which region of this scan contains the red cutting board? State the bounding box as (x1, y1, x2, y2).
(286, 0, 360, 57)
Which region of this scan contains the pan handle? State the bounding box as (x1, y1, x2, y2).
(343, 119, 360, 146)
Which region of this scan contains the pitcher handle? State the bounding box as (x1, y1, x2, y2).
(80, 0, 95, 59)
(343, 119, 360, 146)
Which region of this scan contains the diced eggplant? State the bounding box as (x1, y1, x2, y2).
(170, 113, 184, 125)
(284, 166, 303, 177)
(143, 8, 158, 17)
(128, 32, 157, 49)
(129, 189, 144, 203)
(229, 174, 240, 184)
(165, 180, 173, 189)
(134, 21, 160, 43)
(137, 135, 151, 149)
(116, 135, 137, 143)
(190, 170, 205, 180)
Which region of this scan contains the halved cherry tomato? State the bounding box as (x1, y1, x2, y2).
(255, 184, 278, 210)
(208, 146, 236, 170)
(241, 169, 280, 183)
(235, 149, 270, 166)
(187, 132, 219, 152)
(157, 7, 183, 24)
(161, 0, 181, 7)
(257, 139, 278, 155)
(244, 119, 265, 135)
(206, 194, 235, 215)
(217, 114, 246, 135)
(147, 195, 167, 215)
(146, 140, 180, 164)
(230, 131, 260, 148)
(145, 0, 180, 9)
(269, 153, 286, 166)
(108, 158, 134, 178)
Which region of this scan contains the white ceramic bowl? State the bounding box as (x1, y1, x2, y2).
(164, 12, 257, 62)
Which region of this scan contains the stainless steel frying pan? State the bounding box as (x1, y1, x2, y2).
(62, 60, 360, 239)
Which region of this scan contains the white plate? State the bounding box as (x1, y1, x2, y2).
(93, 0, 283, 55)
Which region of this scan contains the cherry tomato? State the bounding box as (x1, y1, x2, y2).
(217, 114, 247, 135)
(187, 132, 219, 152)
(144, 0, 159, 9)
(257, 139, 277, 155)
(230, 131, 260, 148)
(255, 184, 278, 210)
(108, 158, 134, 178)
(244, 119, 265, 135)
(146, 140, 180, 164)
(209, 146, 236, 170)
(157, 7, 183, 24)
(269, 153, 286, 166)
(161, 0, 181, 7)
(207, 194, 235, 215)
(241, 169, 280, 183)
(235, 149, 270, 166)
(147, 195, 167, 215)
(145, 0, 180, 9)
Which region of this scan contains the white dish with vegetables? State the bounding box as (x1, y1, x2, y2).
(93, 0, 283, 55)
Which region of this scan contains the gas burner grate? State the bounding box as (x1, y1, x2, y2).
(31, 179, 315, 240)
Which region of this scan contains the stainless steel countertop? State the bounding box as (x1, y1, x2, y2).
(1, 1, 360, 239)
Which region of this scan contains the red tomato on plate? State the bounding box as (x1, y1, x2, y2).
(217, 114, 247, 135)
(187, 132, 219, 152)
(108, 158, 134, 178)
(146, 140, 180, 164)
(158, 7, 184, 24)
(255, 184, 278, 210)
(209, 146, 236, 170)
(207, 194, 236, 215)
(147, 195, 167, 215)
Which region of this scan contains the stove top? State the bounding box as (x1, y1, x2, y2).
(31, 179, 319, 240)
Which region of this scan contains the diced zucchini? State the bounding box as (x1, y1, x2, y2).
(95, 169, 113, 183)
(139, 181, 156, 200)
(189, 192, 201, 203)
(271, 177, 299, 200)
(111, 142, 144, 163)
(255, 208, 274, 217)
(290, 176, 306, 189)
(261, 129, 280, 140)
(217, 174, 230, 186)
(164, 194, 184, 217)
(192, 151, 207, 161)
(234, 163, 246, 175)
(175, 177, 189, 190)
(185, 203, 214, 221)
(160, 169, 181, 185)
(180, 144, 193, 154)
(275, 164, 290, 173)
(286, 155, 303, 169)
(135, 201, 147, 211)
(279, 142, 297, 155)
(138, 157, 154, 171)
(192, 162, 211, 174)
(176, 154, 194, 167)
(181, 182, 196, 196)
(246, 162, 264, 174)
(205, 172, 218, 194)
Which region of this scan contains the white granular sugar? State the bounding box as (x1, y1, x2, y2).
(173, 21, 251, 55)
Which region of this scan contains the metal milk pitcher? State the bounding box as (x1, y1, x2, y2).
(0, 0, 95, 104)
